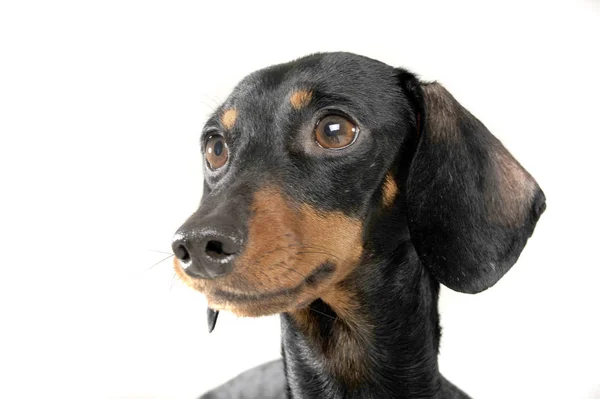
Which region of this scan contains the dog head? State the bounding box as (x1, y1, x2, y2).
(172, 52, 545, 317)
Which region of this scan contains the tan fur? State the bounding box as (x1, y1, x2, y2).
(290, 281, 372, 386)
(174, 187, 364, 318)
(382, 173, 398, 207)
(290, 90, 313, 110)
(173, 256, 207, 291)
(221, 108, 237, 129)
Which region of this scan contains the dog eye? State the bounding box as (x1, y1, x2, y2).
(314, 115, 358, 149)
(205, 134, 229, 170)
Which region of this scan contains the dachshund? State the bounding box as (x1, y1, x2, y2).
(171, 52, 546, 399)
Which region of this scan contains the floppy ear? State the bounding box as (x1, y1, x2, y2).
(405, 82, 546, 294)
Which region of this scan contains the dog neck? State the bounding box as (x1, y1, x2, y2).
(281, 239, 442, 399)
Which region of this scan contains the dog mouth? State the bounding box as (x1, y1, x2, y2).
(214, 261, 336, 302)
(202, 261, 336, 331)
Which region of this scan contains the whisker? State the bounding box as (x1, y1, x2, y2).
(250, 243, 340, 265)
(246, 240, 298, 266)
(268, 262, 337, 322)
(301, 246, 343, 260)
(147, 254, 175, 270)
(270, 261, 310, 281)
(169, 272, 180, 292)
(257, 269, 293, 300)
(204, 93, 222, 107)
(308, 304, 338, 322)
(199, 99, 217, 112)
(236, 258, 338, 322)
(148, 249, 173, 255)
(295, 250, 341, 261)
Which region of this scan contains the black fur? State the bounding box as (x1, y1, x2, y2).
(175, 52, 545, 398)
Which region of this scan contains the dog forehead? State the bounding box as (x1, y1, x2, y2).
(229, 53, 397, 106)
(216, 53, 402, 138)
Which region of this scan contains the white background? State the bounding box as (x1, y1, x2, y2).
(1, 1, 599, 398)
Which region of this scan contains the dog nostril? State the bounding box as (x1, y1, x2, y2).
(174, 244, 191, 262)
(205, 240, 232, 260)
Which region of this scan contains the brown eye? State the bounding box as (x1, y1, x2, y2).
(315, 115, 358, 149)
(205, 134, 228, 170)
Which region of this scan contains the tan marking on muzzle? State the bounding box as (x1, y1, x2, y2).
(173, 257, 207, 292)
(173, 187, 364, 318)
(235, 187, 363, 291)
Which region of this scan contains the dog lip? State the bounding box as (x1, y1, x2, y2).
(215, 283, 304, 302)
(185, 266, 208, 278)
(214, 261, 336, 302)
(184, 261, 227, 279)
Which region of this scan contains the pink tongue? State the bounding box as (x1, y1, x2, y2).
(207, 308, 219, 333)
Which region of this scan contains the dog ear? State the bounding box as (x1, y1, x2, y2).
(404, 81, 546, 294)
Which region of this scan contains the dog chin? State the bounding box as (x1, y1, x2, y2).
(208, 299, 290, 318)
(206, 291, 314, 318)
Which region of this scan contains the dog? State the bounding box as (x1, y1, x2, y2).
(171, 52, 546, 398)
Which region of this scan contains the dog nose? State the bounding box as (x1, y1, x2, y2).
(172, 228, 242, 279)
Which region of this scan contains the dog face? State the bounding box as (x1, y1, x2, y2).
(172, 52, 545, 317)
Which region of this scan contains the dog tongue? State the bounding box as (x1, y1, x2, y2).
(207, 307, 219, 333)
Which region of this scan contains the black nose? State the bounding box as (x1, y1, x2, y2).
(172, 227, 242, 279)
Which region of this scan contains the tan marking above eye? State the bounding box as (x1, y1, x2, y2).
(382, 173, 398, 207)
(315, 115, 358, 149)
(221, 108, 237, 129)
(205, 134, 228, 170)
(290, 90, 312, 110)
